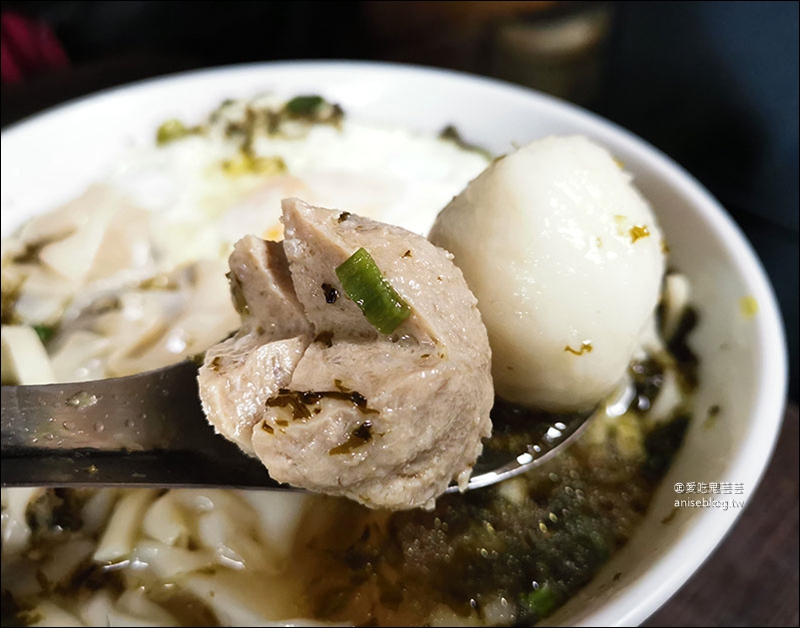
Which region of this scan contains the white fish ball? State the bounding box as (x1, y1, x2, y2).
(430, 136, 665, 411)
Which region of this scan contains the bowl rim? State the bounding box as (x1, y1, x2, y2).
(0, 60, 789, 626)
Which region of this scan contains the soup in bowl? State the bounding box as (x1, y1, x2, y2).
(0, 62, 787, 626)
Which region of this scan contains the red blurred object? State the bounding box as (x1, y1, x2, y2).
(1, 11, 69, 84)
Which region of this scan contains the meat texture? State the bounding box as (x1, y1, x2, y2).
(199, 198, 493, 509)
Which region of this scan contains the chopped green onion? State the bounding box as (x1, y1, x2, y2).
(32, 324, 56, 344)
(336, 248, 411, 335)
(285, 95, 325, 116)
(524, 583, 558, 619)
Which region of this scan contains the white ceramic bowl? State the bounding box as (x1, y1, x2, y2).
(0, 62, 787, 626)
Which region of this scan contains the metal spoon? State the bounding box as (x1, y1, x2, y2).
(1, 360, 598, 492)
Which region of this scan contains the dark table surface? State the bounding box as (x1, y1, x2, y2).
(2, 60, 798, 628)
(644, 404, 799, 627)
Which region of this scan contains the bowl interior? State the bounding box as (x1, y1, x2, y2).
(0, 62, 787, 626)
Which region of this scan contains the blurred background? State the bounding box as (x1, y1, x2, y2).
(1, 2, 798, 626)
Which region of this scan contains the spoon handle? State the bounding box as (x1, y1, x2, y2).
(1, 360, 596, 493)
(1, 361, 285, 489)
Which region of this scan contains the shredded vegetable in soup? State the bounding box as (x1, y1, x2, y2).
(1, 95, 697, 627)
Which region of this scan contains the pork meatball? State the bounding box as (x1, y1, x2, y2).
(199, 198, 493, 509)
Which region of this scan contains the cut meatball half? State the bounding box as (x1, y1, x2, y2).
(198, 235, 312, 454)
(199, 198, 493, 509)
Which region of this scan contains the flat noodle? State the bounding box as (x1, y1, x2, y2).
(141, 492, 190, 547)
(78, 592, 115, 628)
(80, 488, 120, 536)
(0, 326, 55, 385)
(50, 331, 111, 383)
(1, 487, 45, 557)
(93, 489, 158, 563)
(132, 540, 216, 580)
(197, 508, 268, 572)
(236, 491, 312, 563)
